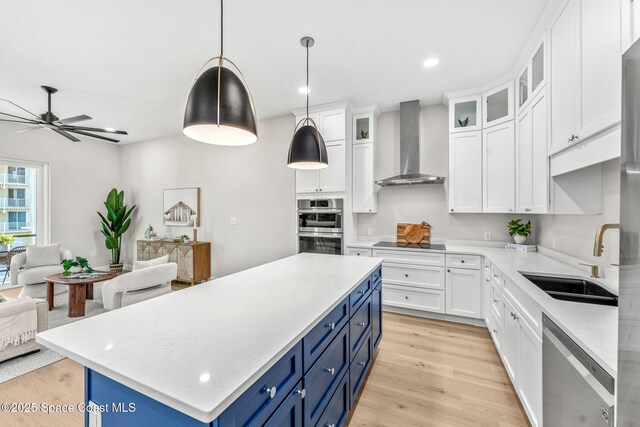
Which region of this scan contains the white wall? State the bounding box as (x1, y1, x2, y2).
(118, 115, 297, 277)
(0, 123, 121, 267)
(357, 105, 536, 242)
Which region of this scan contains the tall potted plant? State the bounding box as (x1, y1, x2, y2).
(98, 188, 136, 273)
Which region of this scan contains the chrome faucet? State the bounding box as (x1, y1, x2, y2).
(593, 223, 620, 257)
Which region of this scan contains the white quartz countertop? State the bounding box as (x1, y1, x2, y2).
(36, 253, 383, 423)
(348, 241, 618, 376)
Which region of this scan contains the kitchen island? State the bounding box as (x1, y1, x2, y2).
(36, 253, 383, 426)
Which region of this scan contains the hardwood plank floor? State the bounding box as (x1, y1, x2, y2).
(0, 311, 529, 426)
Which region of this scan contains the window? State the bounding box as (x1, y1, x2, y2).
(1, 161, 44, 246)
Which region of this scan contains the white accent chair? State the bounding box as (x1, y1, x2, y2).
(11, 248, 73, 298)
(101, 263, 177, 310)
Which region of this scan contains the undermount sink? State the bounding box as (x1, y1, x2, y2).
(519, 273, 618, 307)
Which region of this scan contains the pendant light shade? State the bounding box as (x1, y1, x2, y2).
(184, 64, 257, 146)
(287, 121, 328, 169)
(183, 0, 258, 146)
(287, 36, 328, 170)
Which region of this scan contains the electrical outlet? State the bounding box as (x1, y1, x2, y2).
(367, 227, 373, 236)
(230, 217, 237, 225)
(484, 232, 491, 241)
(90, 251, 97, 258)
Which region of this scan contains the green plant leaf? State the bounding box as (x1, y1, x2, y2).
(115, 218, 131, 238)
(117, 191, 124, 209)
(104, 201, 116, 223)
(105, 236, 118, 250)
(106, 188, 118, 211)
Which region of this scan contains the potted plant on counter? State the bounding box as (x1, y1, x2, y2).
(507, 219, 532, 245)
(0, 234, 15, 252)
(62, 257, 94, 275)
(98, 188, 136, 273)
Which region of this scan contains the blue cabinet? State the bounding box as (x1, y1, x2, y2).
(303, 325, 349, 426)
(349, 278, 372, 314)
(349, 332, 372, 407)
(303, 297, 349, 372)
(372, 283, 382, 350)
(315, 371, 350, 427)
(349, 296, 371, 359)
(218, 343, 303, 427)
(263, 381, 304, 427)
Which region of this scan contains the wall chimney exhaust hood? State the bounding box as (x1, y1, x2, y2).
(375, 100, 445, 187)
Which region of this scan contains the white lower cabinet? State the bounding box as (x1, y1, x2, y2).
(445, 267, 482, 318)
(502, 299, 521, 381)
(382, 284, 445, 313)
(345, 248, 372, 257)
(383, 263, 445, 291)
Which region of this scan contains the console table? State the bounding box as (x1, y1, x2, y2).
(136, 240, 211, 285)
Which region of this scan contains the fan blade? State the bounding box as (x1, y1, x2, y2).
(0, 98, 41, 119)
(61, 125, 127, 135)
(52, 128, 81, 142)
(67, 129, 119, 143)
(0, 118, 40, 125)
(0, 111, 41, 123)
(56, 114, 92, 125)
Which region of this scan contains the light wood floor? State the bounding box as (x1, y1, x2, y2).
(0, 297, 528, 426)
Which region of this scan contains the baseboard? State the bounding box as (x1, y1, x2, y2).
(382, 305, 486, 327)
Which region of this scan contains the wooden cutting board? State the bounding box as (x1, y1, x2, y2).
(397, 222, 431, 244)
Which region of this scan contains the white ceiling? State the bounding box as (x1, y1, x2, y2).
(0, 0, 550, 144)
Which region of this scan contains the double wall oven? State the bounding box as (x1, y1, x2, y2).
(297, 199, 343, 255)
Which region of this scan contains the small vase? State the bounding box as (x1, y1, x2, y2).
(109, 262, 124, 273)
(70, 266, 83, 274)
(514, 235, 527, 245)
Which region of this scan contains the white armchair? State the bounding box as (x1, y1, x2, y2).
(101, 263, 177, 310)
(11, 248, 73, 298)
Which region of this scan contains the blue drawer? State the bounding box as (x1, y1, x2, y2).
(263, 380, 304, 427)
(349, 332, 372, 407)
(304, 325, 349, 426)
(372, 283, 382, 350)
(315, 370, 350, 427)
(372, 266, 382, 285)
(218, 342, 303, 427)
(303, 297, 349, 372)
(349, 278, 372, 314)
(349, 296, 372, 360)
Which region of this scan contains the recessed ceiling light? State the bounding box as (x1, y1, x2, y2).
(199, 373, 210, 383)
(423, 58, 440, 68)
(298, 86, 310, 94)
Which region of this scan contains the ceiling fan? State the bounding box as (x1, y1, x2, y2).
(0, 85, 128, 143)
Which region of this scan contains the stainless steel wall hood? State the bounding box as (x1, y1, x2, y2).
(375, 100, 445, 187)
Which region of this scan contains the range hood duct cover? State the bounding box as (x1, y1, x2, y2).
(375, 100, 445, 187)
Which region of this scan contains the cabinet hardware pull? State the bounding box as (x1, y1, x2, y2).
(404, 274, 409, 277)
(295, 389, 306, 399)
(447, 269, 451, 273)
(265, 386, 277, 399)
(405, 296, 409, 299)
(358, 361, 366, 366)
(358, 322, 366, 327)
(325, 322, 336, 330)
(493, 329, 497, 334)
(326, 424, 336, 427)
(461, 259, 465, 263)
(324, 367, 335, 376)
(357, 290, 365, 295)
(493, 299, 499, 303)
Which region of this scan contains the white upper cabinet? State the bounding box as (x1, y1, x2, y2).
(352, 143, 376, 213)
(550, 0, 621, 155)
(449, 131, 482, 213)
(483, 121, 516, 213)
(517, 39, 546, 115)
(516, 91, 548, 214)
(449, 95, 482, 133)
(293, 105, 350, 194)
(483, 81, 515, 128)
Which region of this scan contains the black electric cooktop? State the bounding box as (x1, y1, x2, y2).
(373, 241, 447, 251)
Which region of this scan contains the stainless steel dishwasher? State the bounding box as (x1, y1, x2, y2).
(543, 315, 615, 426)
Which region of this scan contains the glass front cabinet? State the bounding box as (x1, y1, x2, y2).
(517, 39, 546, 114)
(449, 95, 482, 133)
(483, 81, 514, 128)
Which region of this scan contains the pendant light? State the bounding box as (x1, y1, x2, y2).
(287, 37, 328, 170)
(183, 0, 258, 146)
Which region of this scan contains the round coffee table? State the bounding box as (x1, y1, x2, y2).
(45, 272, 115, 317)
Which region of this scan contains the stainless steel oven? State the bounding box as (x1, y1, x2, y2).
(297, 199, 343, 255)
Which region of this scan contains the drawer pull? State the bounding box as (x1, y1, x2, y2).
(357, 290, 366, 295)
(493, 299, 499, 303)
(461, 259, 465, 263)
(404, 273, 409, 278)
(324, 367, 335, 376)
(325, 322, 336, 330)
(357, 322, 366, 327)
(265, 386, 277, 399)
(493, 329, 497, 334)
(326, 424, 336, 427)
(405, 296, 409, 300)
(356, 253, 360, 256)
(358, 361, 366, 366)
(295, 388, 306, 399)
